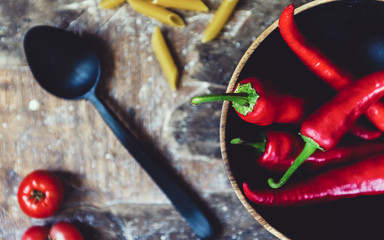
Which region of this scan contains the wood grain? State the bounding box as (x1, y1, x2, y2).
(0, 0, 312, 239)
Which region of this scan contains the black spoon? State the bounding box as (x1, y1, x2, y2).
(23, 25, 217, 239)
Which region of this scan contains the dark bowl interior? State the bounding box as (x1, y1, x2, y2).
(222, 1, 384, 239)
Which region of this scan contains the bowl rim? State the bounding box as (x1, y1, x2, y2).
(219, 0, 343, 239)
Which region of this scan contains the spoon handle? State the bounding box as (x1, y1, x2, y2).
(87, 93, 218, 239)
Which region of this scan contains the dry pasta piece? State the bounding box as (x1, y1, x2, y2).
(99, 0, 126, 9)
(152, 0, 209, 12)
(152, 26, 179, 90)
(127, 0, 186, 28)
(202, 0, 239, 43)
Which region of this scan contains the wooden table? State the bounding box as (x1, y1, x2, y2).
(0, 0, 310, 239)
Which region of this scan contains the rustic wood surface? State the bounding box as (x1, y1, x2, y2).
(0, 0, 311, 239)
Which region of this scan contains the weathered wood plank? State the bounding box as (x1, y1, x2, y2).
(0, 0, 312, 238)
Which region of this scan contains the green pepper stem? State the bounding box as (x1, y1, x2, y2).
(191, 93, 249, 106)
(191, 83, 259, 116)
(267, 135, 322, 189)
(231, 138, 266, 154)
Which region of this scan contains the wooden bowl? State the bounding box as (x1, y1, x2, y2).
(220, 0, 384, 239)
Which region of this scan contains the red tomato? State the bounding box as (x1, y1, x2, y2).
(49, 221, 84, 240)
(17, 170, 64, 218)
(21, 225, 50, 240)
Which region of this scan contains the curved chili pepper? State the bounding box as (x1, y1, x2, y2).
(243, 154, 384, 206)
(232, 131, 384, 172)
(191, 77, 305, 126)
(279, 4, 384, 132)
(349, 119, 382, 140)
(268, 71, 384, 189)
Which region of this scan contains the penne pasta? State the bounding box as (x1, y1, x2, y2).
(152, 0, 209, 12)
(127, 0, 186, 28)
(99, 0, 126, 9)
(151, 26, 179, 90)
(202, 0, 239, 43)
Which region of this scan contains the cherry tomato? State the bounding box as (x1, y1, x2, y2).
(17, 170, 64, 218)
(21, 225, 49, 240)
(49, 221, 84, 240)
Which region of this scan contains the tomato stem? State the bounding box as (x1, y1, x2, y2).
(31, 189, 45, 201)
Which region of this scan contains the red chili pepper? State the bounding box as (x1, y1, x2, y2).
(349, 119, 382, 140)
(231, 131, 301, 172)
(191, 76, 382, 140)
(243, 154, 384, 206)
(232, 131, 384, 172)
(279, 4, 384, 132)
(191, 77, 306, 126)
(268, 71, 384, 189)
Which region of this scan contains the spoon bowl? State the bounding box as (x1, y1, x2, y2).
(24, 26, 99, 100)
(24, 25, 217, 239)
